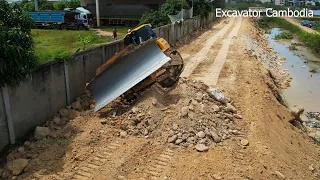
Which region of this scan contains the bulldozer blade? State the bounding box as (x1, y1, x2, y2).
(87, 40, 171, 112)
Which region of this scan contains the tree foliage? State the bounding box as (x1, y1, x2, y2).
(194, 0, 213, 17)
(68, 0, 81, 9)
(0, 1, 37, 86)
(19, 0, 80, 11)
(140, 0, 212, 28)
(53, 0, 80, 10)
(211, 0, 226, 9)
(39, 0, 54, 10)
(53, 1, 69, 11)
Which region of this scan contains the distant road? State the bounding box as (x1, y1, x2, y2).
(282, 17, 319, 35)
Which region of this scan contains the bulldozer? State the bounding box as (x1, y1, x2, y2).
(87, 24, 184, 112)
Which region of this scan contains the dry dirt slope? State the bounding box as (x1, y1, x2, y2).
(1, 17, 320, 180)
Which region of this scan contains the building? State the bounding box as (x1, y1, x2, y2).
(80, 0, 166, 26)
(274, 0, 285, 5)
(80, 0, 166, 17)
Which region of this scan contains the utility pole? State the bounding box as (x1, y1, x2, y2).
(34, 0, 38, 11)
(95, 0, 100, 27)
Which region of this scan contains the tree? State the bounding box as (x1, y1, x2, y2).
(53, 0, 80, 10)
(68, 0, 80, 9)
(211, 0, 225, 9)
(39, 0, 54, 10)
(0, 1, 37, 86)
(53, 1, 68, 10)
(24, 2, 35, 11)
(193, 0, 213, 17)
(140, 0, 212, 28)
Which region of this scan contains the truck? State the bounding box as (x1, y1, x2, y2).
(29, 7, 92, 30)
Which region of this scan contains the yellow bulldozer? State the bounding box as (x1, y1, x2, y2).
(87, 24, 184, 112)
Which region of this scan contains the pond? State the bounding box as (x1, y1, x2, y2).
(266, 28, 320, 124)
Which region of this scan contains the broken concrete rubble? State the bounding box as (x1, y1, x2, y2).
(7, 159, 28, 176)
(34, 127, 51, 140)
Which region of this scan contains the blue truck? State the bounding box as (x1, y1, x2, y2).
(29, 9, 92, 30)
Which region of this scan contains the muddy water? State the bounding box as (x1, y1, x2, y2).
(266, 28, 320, 114)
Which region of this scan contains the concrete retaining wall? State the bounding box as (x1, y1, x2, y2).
(0, 13, 215, 152)
(0, 88, 9, 152)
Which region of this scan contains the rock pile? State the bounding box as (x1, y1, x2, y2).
(248, 19, 292, 89)
(99, 78, 241, 151)
(1, 91, 94, 178)
(306, 112, 320, 121)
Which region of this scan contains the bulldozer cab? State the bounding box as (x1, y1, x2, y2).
(124, 24, 157, 46)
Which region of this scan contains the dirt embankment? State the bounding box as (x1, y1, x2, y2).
(1, 17, 320, 180)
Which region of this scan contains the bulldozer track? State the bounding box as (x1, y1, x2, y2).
(139, 148, 174, 180)
(53, 141, 122, 180)
(74, 142, 121, 179)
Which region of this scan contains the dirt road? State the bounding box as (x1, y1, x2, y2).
(283, 17, 319, 34)
(2, 17, 320, 180)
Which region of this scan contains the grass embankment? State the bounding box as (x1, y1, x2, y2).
(264, 17, 320, 54)
(32, 30, 112, 63)
(32, 27, 130, 63)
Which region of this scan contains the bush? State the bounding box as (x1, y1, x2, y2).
(275, 32, 293, 39)
(0, 1, 37, 86)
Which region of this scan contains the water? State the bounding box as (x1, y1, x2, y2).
(266, 28, 320, 114)
(313, 10, 320, 16)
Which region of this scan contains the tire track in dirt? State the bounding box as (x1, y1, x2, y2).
(197, 17, 243, 86)
(50, 138, 148, 180)
(180, 17, 236, 78)
(117, 146, 175, 180)
(51, 140, 123, 180)
(178, 19, 227, 61)
(191, 19, 236, 77)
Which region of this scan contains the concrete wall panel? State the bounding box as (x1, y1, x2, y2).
(169, 24, 175, 45)
(162, 25, 170, 43)
(174, 23, 181, 40)
(0, 88, 9, 152)
(188, 20, 193, 34)
(153, 28, 160, 38)
(82, 47, 104, 83)
(68, 55, 86, 101)
(8, 61, 66, 139)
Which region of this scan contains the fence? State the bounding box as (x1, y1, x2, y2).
(0, 13, 215, 152)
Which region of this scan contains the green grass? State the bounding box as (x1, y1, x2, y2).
(32, 29, 113, 63)
(275, 32, 293, 39)
(263, 17, 320, 54)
